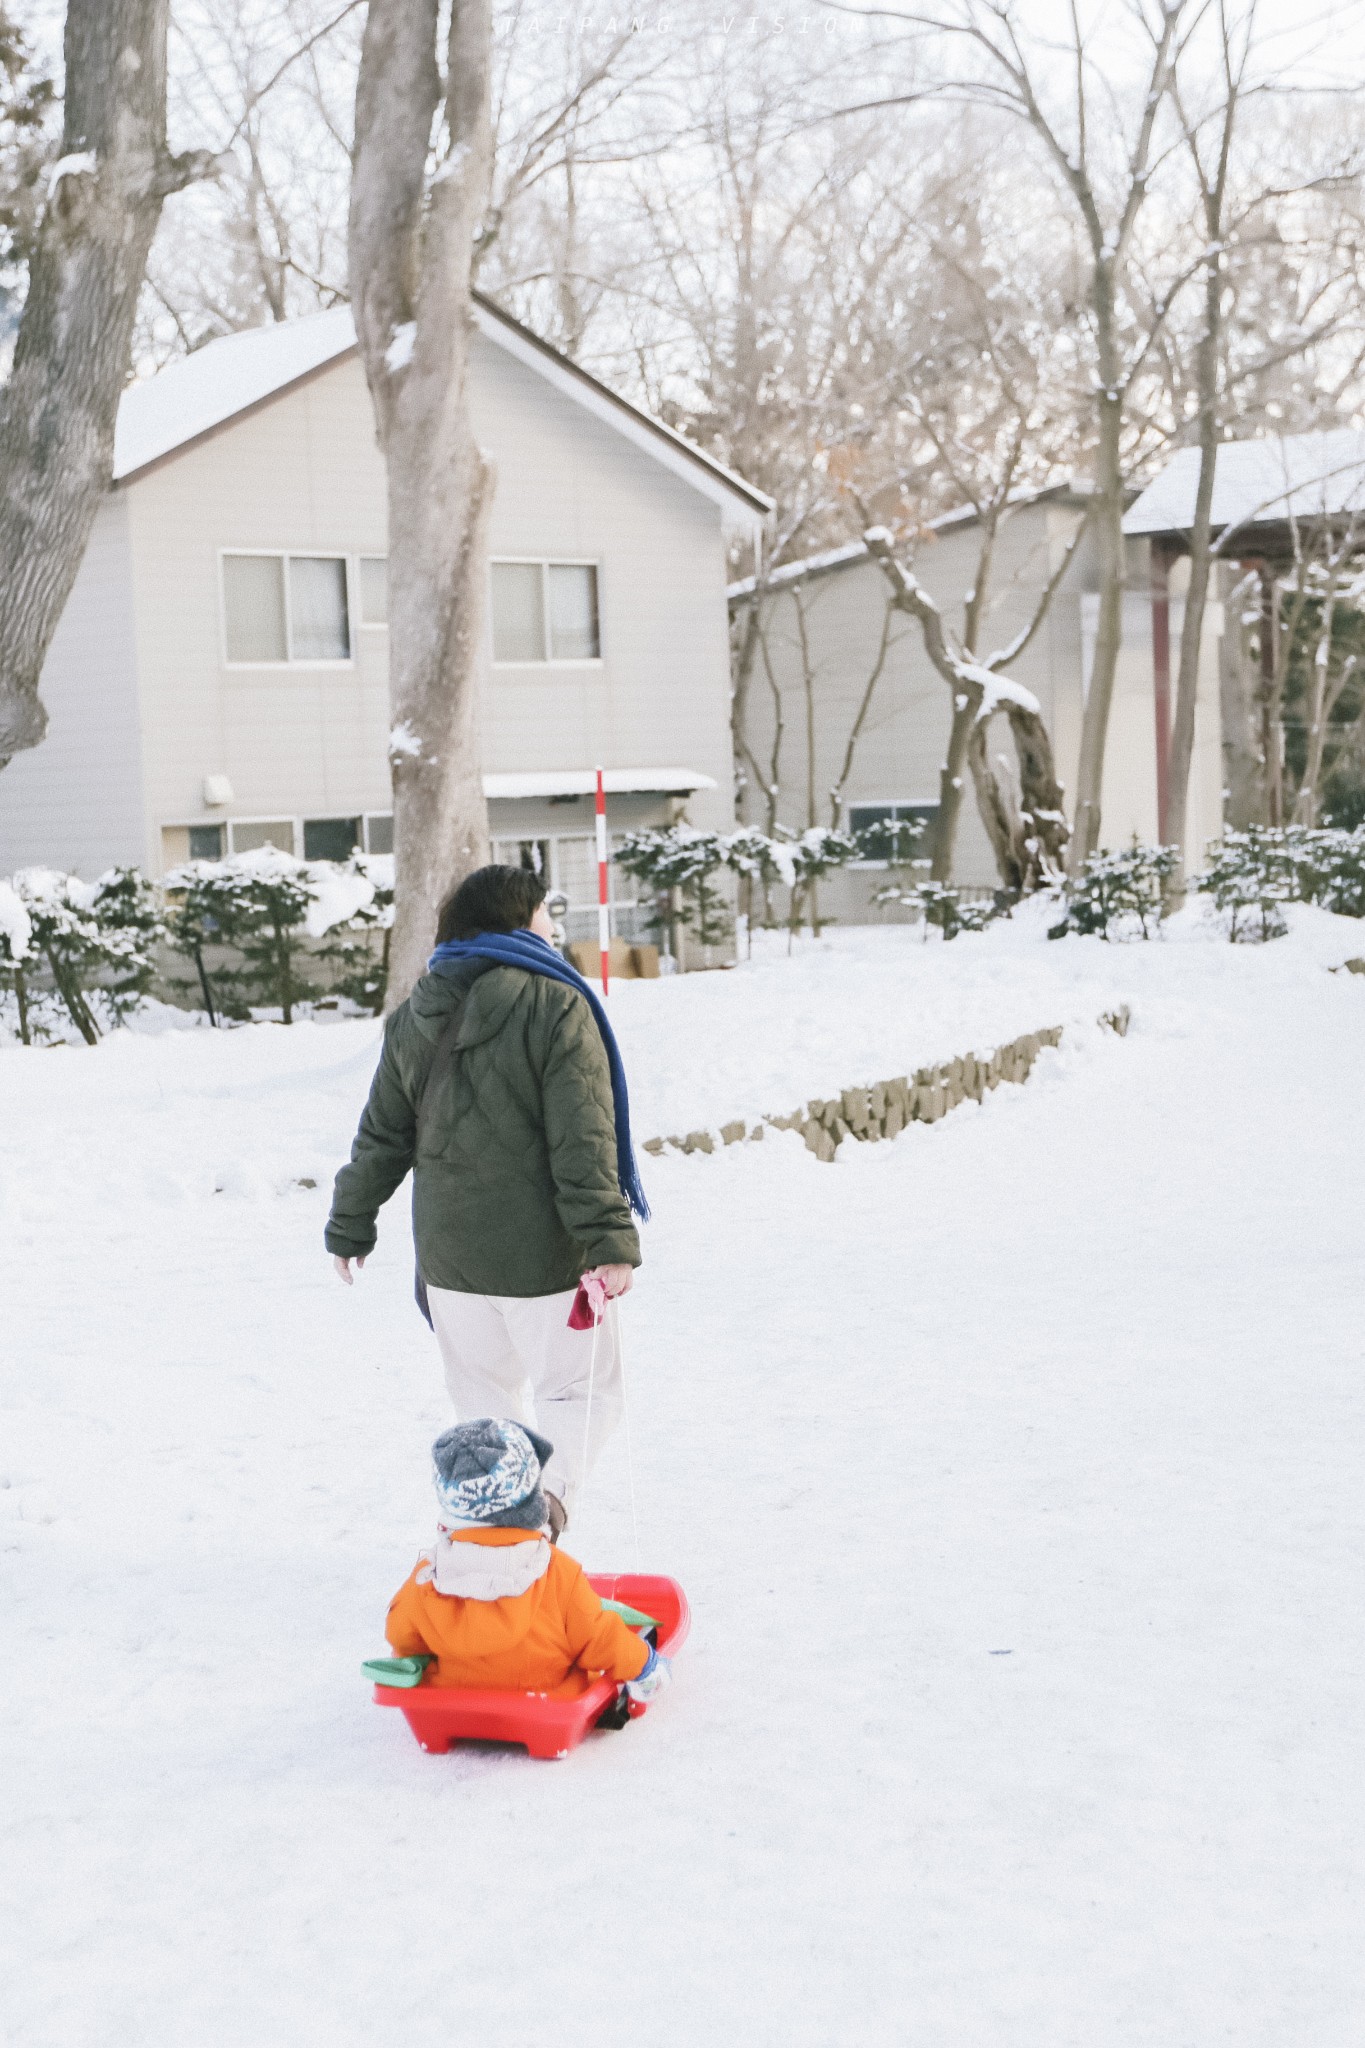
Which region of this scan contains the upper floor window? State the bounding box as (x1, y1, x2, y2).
(222, 552, 351, 665)
(491, 560, 600, 664)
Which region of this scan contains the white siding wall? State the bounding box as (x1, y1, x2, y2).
(120, 335, 733, 874)
(471, 338, 734, 837)
(0, 495, 144, 875)
(125, 355, 392, 869)
(737, 507, 1225, 909)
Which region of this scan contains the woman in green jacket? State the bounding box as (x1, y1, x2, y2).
(326, 865, 643, 1536)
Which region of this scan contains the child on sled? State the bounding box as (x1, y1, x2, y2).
(384, 1417, 670, 1700)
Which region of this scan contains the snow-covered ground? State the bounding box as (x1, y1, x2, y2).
(4, 912, 1365, 2046)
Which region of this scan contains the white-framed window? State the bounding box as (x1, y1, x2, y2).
(302, 815, 392, 859)
(492, 832, 645, 944)
(221, 552, 352, 666)
(490, 560, 600, 664)
(162, 814, 389, 868)
(357, 556, 388, 627)
(229, 817, 298, 856)
(303, 816, 363, 862)
(847, 800, 938, 864)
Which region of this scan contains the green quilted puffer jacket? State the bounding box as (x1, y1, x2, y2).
(325, 959, 642, 1296)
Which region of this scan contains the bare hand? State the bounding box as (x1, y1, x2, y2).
(333, 1254, 366, 1285)
(584, 1262, 633, 1300)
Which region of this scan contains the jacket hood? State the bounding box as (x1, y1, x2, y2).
(408, 959, 491, 1031)
(417, 958, 578, 1053)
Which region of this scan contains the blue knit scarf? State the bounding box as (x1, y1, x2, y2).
(428, 929, 650, 1223)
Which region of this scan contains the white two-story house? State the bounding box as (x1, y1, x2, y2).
(0, 296, 769, 943)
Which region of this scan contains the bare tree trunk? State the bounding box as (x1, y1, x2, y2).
(1258, 568, 1282, 826)
(350, 0, 495, 1007)
(966, 721, 1021, 888)
(1293, 558, 1350, 826)
(1220, 572, 1264, 826)
(863, 528, 1071, 888)
(757, 619, 785, 834)
(1070, 365, 1125, 867)
(730, 592, 762, 815)
(0, 0, 210, 766)
(1165, 32, 1242, 894)
(932, 693, 981, 881)
(1003, 700, 1070, 879)
(793, 585, 819, 828)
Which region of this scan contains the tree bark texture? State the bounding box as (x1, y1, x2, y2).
(1069, 363, 1125, 869)
(863, 529, 1069, 889)
(1165, 87, 1237, 889)
(1219, 572, 1265, 826)
(350, 0, 495, 1008)
(0, 0, 206, 766)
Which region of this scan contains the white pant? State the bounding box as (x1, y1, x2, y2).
(426, 1285, 622, 1514)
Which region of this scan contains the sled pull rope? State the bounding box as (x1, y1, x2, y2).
(615, 1296, 642, 1574)
(578, 1297, 641, 1573)
(580, 1303, 600, 1516)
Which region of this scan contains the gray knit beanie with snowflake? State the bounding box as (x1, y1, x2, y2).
(431, 1418, 553, 1531)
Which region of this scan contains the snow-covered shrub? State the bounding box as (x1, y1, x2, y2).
(1050, 842, 1177, 942)
(615, 826, 731, 948)
(0, 879, 35, 1043)
(855, 815, 932, 911)
(904, 879, 997, 940)
(721, 827, 796, 942)
(319, 853, 394, 1014)
(89, 868, 166, 1022)
(1197, 828, 1305, 942)
(784, 826, 860, 936)
(163, 849, 384, 1023)
(4, 867, 165, 1042)
(1306, 827, 1365, 918)
(1194, 825, 1365, 939)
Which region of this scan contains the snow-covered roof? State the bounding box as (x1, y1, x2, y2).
(1124, 431, 1365, 540)
(727, 483, 1084, 600)
(485, 767, 716, 800)
(114, 308, 356, 479)
(113, 298, 771, 526)
(728, 541, 867, 600)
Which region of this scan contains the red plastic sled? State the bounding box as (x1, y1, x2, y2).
(372, 1573, 690, 1761)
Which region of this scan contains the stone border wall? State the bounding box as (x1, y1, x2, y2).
(644, 1024, 1071, 1164)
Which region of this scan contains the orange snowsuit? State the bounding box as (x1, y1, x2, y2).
(385, 1527, 651, 1695)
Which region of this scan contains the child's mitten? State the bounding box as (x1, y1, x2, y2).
(625, 1644, 673, 1703)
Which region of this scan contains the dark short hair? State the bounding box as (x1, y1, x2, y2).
(436, 863, 547, 943)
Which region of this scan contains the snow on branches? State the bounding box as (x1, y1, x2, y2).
(0, 850, 394, 1042)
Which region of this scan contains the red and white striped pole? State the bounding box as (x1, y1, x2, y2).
(595, 764, 610, 996)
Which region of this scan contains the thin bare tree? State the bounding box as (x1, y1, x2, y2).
(862, 523, 1075, 889)
(349, 0, 495, 1004)
(837, 0, 1191, 865)
(0, 0, 213, 767)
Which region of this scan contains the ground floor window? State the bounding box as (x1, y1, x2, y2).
(189, 823, 225, 860)
(847, 800, 938, 862)
(229, 819, 297, 856)
(162, 812, 393, 872)
(491, 832, 648, 944)
(303, 816, 362, 862)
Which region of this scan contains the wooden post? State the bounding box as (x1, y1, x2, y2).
(595, 765, 610, 995)
(1150, 541, 1173, 840)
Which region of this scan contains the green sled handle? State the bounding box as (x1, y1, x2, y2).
(363, 1654, 433, 1688)
(598, 1597, 659, 1630)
